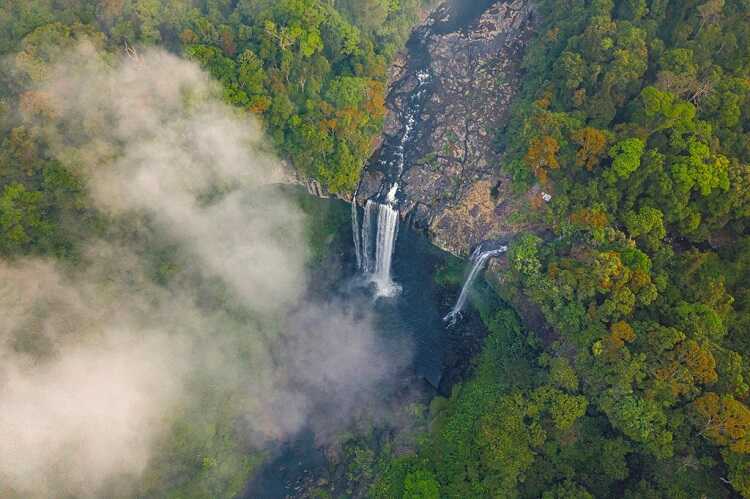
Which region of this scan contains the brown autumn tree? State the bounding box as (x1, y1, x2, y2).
(693, 393, 750, 453)
(525, 135, 560, 184)
(571, 127, 608, 170)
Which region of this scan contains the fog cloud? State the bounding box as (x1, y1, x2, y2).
(0, 44, 407, 498)
(40, 42, 307, 313)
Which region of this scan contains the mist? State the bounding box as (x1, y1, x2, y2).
(0, 44, 410, 498)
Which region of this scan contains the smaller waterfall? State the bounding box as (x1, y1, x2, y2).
(444, 245, 508, 325)
(372, 203, 400, 297)
(352, 192, 362, 270)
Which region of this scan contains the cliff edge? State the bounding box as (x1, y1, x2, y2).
(359, 0, 538, 256)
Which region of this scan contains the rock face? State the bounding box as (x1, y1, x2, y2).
(358, 0, 537, 256)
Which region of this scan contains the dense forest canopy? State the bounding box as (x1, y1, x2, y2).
(0, 0, 426, 200)
(1, 0, 749, 498)
(369, 0, 750, 497)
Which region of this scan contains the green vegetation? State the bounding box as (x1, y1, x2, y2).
(284, 186, 351, 264)
(0, 0, 428, 198)
(2, 0, 749, 498)
(374, 0, 750, 497)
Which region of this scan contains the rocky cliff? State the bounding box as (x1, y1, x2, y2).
(358, 0, 538, 256)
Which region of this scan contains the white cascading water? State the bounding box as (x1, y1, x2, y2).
(389, 70, 430, 176)
(353, 68, 429, 290)
(387, 183, 399, 204)
(361, 200, 375, 272)
(371, 202, 400, 297)
(443, 245, 508, 325)
(352, 191, 362, 270)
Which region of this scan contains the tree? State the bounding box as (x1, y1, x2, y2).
(601, 394, 673, 458)
(479, 393, 545, 496)
(571, 127, 608, 170)
(508, 233, 543, 277)
(0, 182, 51, 254)
(652, 339, 718, 400)
(697, 0, 724, 34)
(338, 0, 390, 30)
(623, 207, 665, 249)
(403, 470, 440, 499)
(525, 136, 560, 184)
(722, 450, 750, 498)
(608, 138, 644, 180)
(607, 321, 636, 352)
(549, 357, 579, 391)
(238, 49, 266, 96)
(669, 138, 730, 197)
(693, 393, 750, 453)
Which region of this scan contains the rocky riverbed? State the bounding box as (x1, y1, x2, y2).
(359, 0, 539, 257)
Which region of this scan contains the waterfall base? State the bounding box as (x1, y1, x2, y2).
(371, 276, 402, 299)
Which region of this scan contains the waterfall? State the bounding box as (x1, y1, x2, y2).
(357, 199, 400, 297)
(352, 64, 430, 292)
(372, 203, 400, 296)
(361, 200, 375, 272)
(443, 245, 508, 325)
(352, 192, 362, 270)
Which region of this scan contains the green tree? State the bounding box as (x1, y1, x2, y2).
(0, 182, 51, 254)
(608, 138, 645, 180)
(403, 470, 440, 499)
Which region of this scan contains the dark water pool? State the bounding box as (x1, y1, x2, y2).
(242, 194, 485, 498)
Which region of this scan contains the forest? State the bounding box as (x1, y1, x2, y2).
(0, 0, 749, 498)
(368, 0, 750, 497)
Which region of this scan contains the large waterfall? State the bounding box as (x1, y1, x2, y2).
(360, 200, 375, 272)
(372, 203, 400, 296)
(352, 191, 362, 270)
(444, 245, 508, 325)
(353, 198, 400, 297)
(350, 58, 430, 299)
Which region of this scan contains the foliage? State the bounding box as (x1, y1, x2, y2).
(379, 0, 750, 497)
(0, 0, 428, 195)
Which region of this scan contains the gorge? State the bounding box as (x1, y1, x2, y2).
(346, 0, 538, 313)
(246, 1, 541, 495)
(3, 0, 749, 496)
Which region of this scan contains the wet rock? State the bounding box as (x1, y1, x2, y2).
(360, 0, 539, 256)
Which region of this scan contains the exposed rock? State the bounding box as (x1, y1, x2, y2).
(359, 0, 538, 256)
(271, 160, 353, 202)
